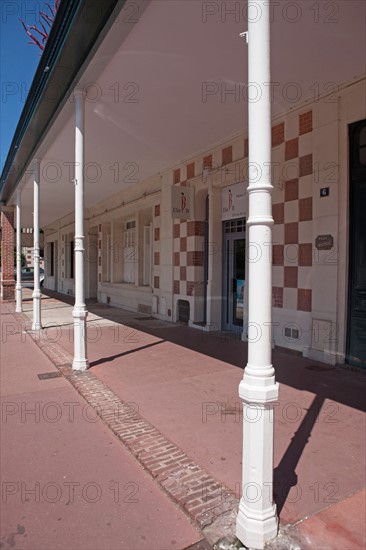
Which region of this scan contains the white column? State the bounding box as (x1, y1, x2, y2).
(32, 160, 42, 330)
(16, 189, 22, 313)
(236, 2, 279, 549)
(72, 91, 89, 371)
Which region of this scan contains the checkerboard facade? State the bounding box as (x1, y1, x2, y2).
(173, 217, 205, 298)
(170, 110, 314, 315)
(271, 110, 313, 313)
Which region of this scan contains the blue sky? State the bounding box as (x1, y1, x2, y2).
(0, 1, 46, 171)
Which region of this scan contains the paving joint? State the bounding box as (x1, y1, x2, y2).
(12, 306, 240, 548)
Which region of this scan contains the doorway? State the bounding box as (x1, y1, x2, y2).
(54, 241, 58, 291)
(222, 218, 246, 332)
(347, 119, 366, 368)
(88, 230, 98, 299)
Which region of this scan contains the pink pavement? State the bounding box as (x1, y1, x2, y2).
(292, 489, 366, 550)
(2, 291, 366, 550)
(0, 302, 203, 550)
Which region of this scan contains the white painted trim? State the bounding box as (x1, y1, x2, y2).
(32, 159, 42, 330)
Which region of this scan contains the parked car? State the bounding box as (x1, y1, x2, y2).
(14, 267, 44, 288)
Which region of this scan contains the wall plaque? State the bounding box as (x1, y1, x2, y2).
(315, 234, 334, 250)
(221, 182, 246, 220)
(171, 186, 195, 219)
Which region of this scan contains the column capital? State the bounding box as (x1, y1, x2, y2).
(73, 89, 86, 100)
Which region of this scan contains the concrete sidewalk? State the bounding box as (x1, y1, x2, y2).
(2, 289, 366, 549)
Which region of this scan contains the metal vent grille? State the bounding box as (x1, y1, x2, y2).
(38, 372, 62, 380)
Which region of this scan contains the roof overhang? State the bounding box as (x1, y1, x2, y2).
(2, 0, 366, 227)
(0, 0, 137, 203)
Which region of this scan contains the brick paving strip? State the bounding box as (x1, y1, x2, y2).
(12, 308, 239, 548)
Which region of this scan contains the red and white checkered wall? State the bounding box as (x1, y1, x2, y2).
(170, 110, 314, 314)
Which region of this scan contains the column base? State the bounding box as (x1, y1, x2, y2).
(236, 499, 278, 550)
(72, 307, 89, 371)
(72, 358, 89, 371)
(237, 371, 279, 549)
(16, 285, 22, 312)
(239, 375, 279, 403)
(32, 289, 42, 331)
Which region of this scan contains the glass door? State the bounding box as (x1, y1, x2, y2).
(223, 219, 246, 331)
(347, 120, 366, 368)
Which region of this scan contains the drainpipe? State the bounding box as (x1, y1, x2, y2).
(32, 159, 42, 331)
(236, 2, 279, 549)
(72, 90, 89, 371)
(16, 189, 22, 313)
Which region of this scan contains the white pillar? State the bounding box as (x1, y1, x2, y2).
(236, 2, 279, 549)
(16, 189, 22, 313)
(32, 160, 42, 330)
(72, 91, 89, 371)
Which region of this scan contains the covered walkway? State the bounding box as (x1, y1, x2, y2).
(3, 288, 365, 549)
